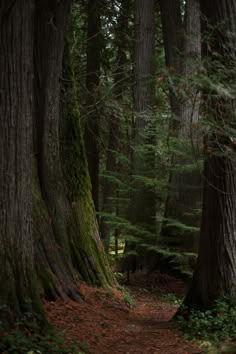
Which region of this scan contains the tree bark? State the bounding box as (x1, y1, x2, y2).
(34, 0, 81, 300)
(84, 0, 102, 211)
(0, 0, 40, 315)
(0, 0, 114, 320)
(34, 0, 114, 298)
(160, 0, 202, 250)
(130, 0, 156, 235)
(61, 21, 114, 288)
(160, 0, 182, 78)
(100, 0, 131, 251)
(184, 0, 236, 309)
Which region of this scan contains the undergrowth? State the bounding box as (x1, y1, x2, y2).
(176, 298, 236, 350)
(118, 286, 136, 307)
(161, 293, 183, 306)
(0, 306, 88, 354)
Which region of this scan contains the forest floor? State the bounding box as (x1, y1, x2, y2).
(46, 271, 202, 354)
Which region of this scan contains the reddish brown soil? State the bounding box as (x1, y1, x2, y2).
(46, 272, 202, 354)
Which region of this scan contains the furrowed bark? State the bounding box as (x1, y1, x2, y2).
(184, 0, 236, 309)
(130, 0, 156, 235)
(0, 0, 41, 316)
(84, 0, 102, 211)
(160, 0, 202, 250)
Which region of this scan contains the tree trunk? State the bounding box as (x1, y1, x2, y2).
(181, 0, 201, 135)
(61, 21, 114, 288)
(34, 0, 81, 300)
(84, 0, 102, 211)
(0, 0, 40, 316)
(130, 0, 156, 236)
(34, 0, 114, 298)
(184, 0, 236, 309)
(160, 0, 202, 251)
(0, 0, 114, 321)
(100, 126, 117, 252)
(100, 0, 131, 251)
(159, 0, 182, 78)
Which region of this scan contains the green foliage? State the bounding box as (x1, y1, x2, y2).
(69, 0, 203, 259)
(139, 245, 196, 280)
(78, 342, 90, 353)
(161, 293, 183, 307)
(177, 298, 236, 345)
(0, 308, 84, 354)
(118, 286, 136, 307)
(162, 217, 200, 234)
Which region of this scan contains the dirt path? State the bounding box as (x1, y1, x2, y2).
(46, 273, 201, 354)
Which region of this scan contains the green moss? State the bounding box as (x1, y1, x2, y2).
(33, 170, 76, 299)
(61, 39, 114, 288)
(36, 266, 57, 295)
(72, 197, 114, 287)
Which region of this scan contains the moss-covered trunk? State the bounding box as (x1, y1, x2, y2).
(61, 36, 114, 287)
(0, 0, 113, 322)
(33, 0, 114, 297)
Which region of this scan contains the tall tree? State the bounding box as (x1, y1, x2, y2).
(34, 0, 82, 300)
(184, 0, 236, 309)
(84, 0, 102, 210)
(34, 0, 113, 297)
(0, 0, 40, 315)
(0, 0, 114, 322)
(100, 0, 131, 251)
(129, 0, 156, 236)
(160, 0, 201, 250)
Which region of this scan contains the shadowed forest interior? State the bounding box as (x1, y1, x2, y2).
(0, 0, 236, 353)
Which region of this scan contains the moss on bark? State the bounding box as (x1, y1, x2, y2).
(33, 167, 81, 301)
(61, 40, 114, 287)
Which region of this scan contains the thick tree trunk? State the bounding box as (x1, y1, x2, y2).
(61, 30, 114, 287)
(185, 156, 236, 308)
(100, 0, 131, 251)
(100, 127, 117, 252)
(34, 0, 81, 300)
(84, 0, 102, 211)
(0, 0, 40, 315)
(181, 0, 201, 135)
(184, 0, 236, 309)
(160, 0, 200, 132)
(34, 0, 73, 251)
(34, 0, 114, 298)
(0, 0, 113, 319)
(133, 0, 155, 114)
(130, 0, 156, 235)
(160, 0, 182, 78)
(160, 0, 201, 250)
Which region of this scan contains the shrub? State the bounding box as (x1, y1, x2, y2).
(176, 298, 236, 345)
(0, 307, 86, 354)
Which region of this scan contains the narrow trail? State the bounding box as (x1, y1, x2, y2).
(46, 273, 201, 353)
